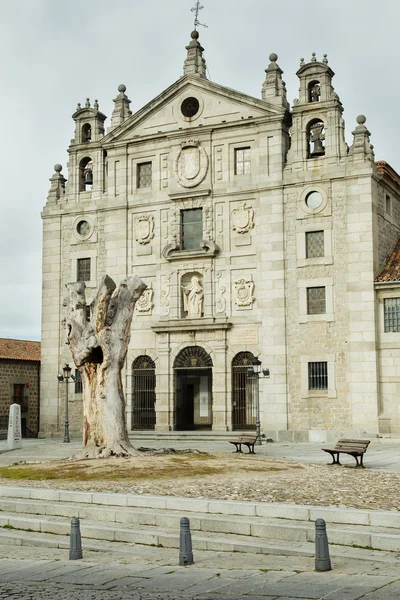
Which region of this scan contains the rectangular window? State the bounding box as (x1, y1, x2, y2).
(234, 147, 251, 175)
(137, 162, 152, 188)
(181, 208, 203, 250)
(306, 230, 324, 258)
(384, 298, 400, 332)
(385, 194, 392, 216)
(307, 286, 326, 314)
(74, 370, 83, 394)
(77, 258, 91, 282)
(308, 362, 328, 390)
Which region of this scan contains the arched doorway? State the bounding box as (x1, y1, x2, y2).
(232, 351, 256, 430)
(132, 356, 156, 430)
(174, 346, 213, 430)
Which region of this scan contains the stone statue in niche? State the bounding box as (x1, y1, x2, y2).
(232, 202, 254, 234)
(309, 122, 325, 156)
(310, 82, 321, 102)
(135, 215, 155, 245)
(182, 275, 204, 318)
(233, 278, 254, 307)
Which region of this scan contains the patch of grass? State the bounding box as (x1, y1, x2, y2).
(3, 524, 15, 529)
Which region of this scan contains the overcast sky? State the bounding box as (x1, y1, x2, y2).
(0, 0, 398, 341)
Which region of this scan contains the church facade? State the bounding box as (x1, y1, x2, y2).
(40, 32, 400, 441)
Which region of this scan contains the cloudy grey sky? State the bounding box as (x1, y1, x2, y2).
(0, 0, 398, 341)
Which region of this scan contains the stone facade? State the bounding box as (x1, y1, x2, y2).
(0, 348, 40, 438)
(41, 34, 400, 441)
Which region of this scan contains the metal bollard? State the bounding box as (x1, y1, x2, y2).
(179, 517, 194, 565)
(69, 517, 83, 560)
(315, 518, 332, 572)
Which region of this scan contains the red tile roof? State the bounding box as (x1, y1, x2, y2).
(375, 161, 400, 186)
(0, 338, 41, 362)
(375, 236, 400, 282)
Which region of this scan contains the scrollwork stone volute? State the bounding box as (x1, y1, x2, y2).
(234, 278, 255, 307)
(174, 139, 209, 188)
(232, 203, 254, 234)
(135, 214, 155, 245)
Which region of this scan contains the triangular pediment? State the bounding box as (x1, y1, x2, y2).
(102, 76, 286, 144)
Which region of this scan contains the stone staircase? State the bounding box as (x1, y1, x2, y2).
(0, 487, 400, 560)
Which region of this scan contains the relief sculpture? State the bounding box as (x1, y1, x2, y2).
(174, 139, 208, 188)
(232, 203, 254, 234)
(233, 278, 255, 307)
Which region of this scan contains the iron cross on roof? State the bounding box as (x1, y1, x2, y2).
(191, 1, 208, 30)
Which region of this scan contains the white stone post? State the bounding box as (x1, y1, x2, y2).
(7, 403, 22, 450)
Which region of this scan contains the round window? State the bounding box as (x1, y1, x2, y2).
(77, 220, 90, 236)
(181, 97, 200, 118)
(305, 191, 323, 209)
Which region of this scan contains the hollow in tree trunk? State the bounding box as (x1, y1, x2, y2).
(64, 275, 147, 458)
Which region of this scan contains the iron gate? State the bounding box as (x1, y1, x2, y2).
(232, 351, 256, 430)
(132, 356, 156, 430)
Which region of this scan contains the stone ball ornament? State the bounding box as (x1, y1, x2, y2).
(54, 164, 63, 173)
(269, 53, 278, 62)
(356, 115, 367, 125)
(118, 84, 127, 93)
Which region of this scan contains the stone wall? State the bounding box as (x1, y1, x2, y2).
(0, 360, 40, 435)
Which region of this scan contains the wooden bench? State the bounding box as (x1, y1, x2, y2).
(322, 439, 370, 467)
(229, 434, 258, 454)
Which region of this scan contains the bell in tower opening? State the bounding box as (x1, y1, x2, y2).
(308, 120, 325, 157)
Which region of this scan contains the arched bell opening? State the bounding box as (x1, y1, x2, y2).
(131, 356, 156, 430)
(81, 123, 92, 143)
(308, 80, 321, 103)
(174, 346, 213, 431)
(232, 351, 256, 431)
(79, 157, 93, 191)
(307, 119, 325, 158)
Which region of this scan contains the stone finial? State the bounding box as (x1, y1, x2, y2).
(349, 115, 375, 162)
(47, 164, 67, 203)
(262, 53, 289, 109)
(183, 30, 207, 79)
(322, 54, 328, 65)
(93, 99, 99, 111)
(76, 102, 81, 111)
(311, 52, 317, 62)
(85, 98, 91, 108)
(300, 58, 305, 67)
(111, 84, 132, 129)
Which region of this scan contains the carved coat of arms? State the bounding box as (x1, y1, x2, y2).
(234, 278, 255, 307)
(135, 214, 155, 245)
(135, 286, 154, 313)
(174, 139, 208, 188)
(232, 203, 254, 234)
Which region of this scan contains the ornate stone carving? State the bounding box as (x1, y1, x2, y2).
(134, 214, 155, 245)
(232, 203, 254, 234)
(135, 285, 154, 314)
(160, 276, 171, 316)
(174, 139, 208, 188)
(216, 272, 226, 314)
(233, 278, 254, 307)
(182, 275, 204, 318)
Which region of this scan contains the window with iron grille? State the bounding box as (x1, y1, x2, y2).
(234, 147, 251, 175)
(132, 356, 156, 430)
(137, 162, 152, 188)
(384, 298, 400, 332)
(307, 286, 326, 314)
(308, 362, 328, 390)
(77, 258, 91, 282)
(181, 208, 203, 250)
(231, 352, 256, 431)
(74, 370, 83, 394)
(306, 231, 324, 258)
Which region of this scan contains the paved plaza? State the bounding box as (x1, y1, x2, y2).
(0, 437, 400, 598)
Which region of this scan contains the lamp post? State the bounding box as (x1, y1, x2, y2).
(57, 364, 76, 443)
(247, 357, 270, 445)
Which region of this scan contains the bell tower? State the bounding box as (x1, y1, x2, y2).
(286, 53, 347, 169)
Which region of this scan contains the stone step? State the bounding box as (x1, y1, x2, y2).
(1, 504, 400, 553)
(0, 519, 399, 563)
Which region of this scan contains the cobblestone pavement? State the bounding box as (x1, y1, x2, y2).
(1, 546, 400, 599)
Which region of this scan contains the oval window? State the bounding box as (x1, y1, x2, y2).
(77, 220, 90, 236)
(305, 191, 323, 209)
(181, 97, 200, 118)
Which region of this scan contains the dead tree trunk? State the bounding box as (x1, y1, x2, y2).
(64, 275, 147, 458)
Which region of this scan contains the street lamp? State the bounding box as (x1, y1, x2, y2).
(57, 364, 76, 443)
(247, 357, 270, 445)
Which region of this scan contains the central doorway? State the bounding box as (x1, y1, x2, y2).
(174, 346, 213, 430)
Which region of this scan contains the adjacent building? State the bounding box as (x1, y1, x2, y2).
(0, 338, 40, 438)
(40, 32, 400, 441)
